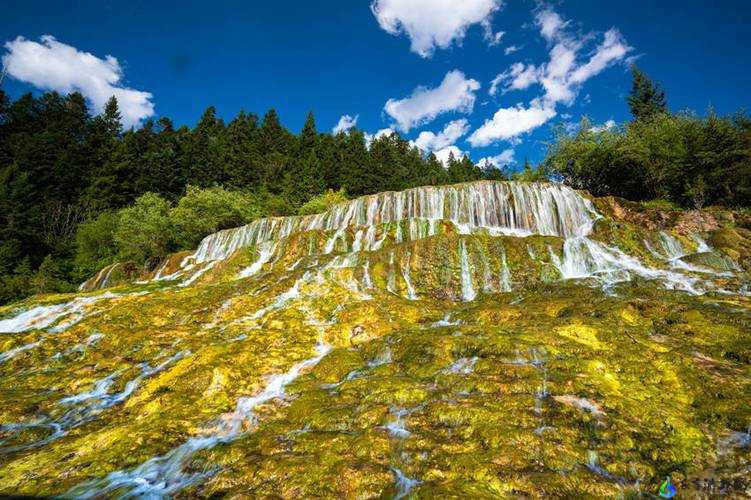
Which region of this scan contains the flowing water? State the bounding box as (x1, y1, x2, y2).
(65, 344, 331, 498)
(0, 293, 119, 333)
(184, 182, 598, 266)
(0, 351, 190, 455)
(459, 240, 476, 301)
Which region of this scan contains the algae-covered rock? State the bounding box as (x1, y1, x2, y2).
(1, 181, 750, 498)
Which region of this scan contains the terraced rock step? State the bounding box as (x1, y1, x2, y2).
(0, 181, 749, 497)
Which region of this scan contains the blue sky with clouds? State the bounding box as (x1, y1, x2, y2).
(2, 0, 750, 169)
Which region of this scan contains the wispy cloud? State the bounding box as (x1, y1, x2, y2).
(504, 45, 521, 55)
(2, 35, 154, 128)
(469, 7, 631, 146)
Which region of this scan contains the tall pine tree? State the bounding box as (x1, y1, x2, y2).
(628, 66, 667, 121)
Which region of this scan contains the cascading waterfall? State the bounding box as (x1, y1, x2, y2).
(71, 180, 742, 298)
(0, 292, 119, 333)
(499, 246, 512, 292)
(237, 242, 277, 279)
(459, 240, 476, 301)
(185, 182, 598, 268)
(550, 237, 702, 294)
(401, 251, 418, 300)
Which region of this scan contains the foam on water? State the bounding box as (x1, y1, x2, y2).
(0, 292, 119, 333)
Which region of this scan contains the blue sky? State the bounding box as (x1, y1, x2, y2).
(2, 0, 750, 169)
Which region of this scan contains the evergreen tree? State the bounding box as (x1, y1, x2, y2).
(628, 66, 667, 121)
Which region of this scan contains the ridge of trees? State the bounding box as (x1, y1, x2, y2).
(545, 66, 751, 207)
(0, 91, 505, 304)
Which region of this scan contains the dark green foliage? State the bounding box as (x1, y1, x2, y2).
(546, 67, 751, 208)
(0, 90, 515, 305)
(627, 66, 667, 121)
(545, 112, 751, 207)
(512, 158, 549, 182)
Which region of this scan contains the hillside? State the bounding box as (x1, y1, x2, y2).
(0, 181, 749, 497)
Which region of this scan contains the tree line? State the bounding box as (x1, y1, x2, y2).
(545, 67, 751, 208)
(0, 89, 503, 304)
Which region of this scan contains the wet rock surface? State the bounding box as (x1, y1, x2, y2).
(0, 181, 749, 498)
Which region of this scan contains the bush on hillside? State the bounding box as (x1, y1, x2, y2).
(113, 193, 173, 265)
(74, 210, 119, 277)
(297, 189, 348, 216)
(170, 186, 264, 248)
(545, 112, 751, 208)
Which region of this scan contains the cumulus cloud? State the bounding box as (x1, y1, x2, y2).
(384, 70, 480, 131)
(468, 99, 556, 147)
(478, 148, 515, 169)
(413, 119, 469, 152)
(2, 35, 154, 128)
(332, 114, 359, 134)
(472, 7, 631, 146)
(535, 8, 568, 42)
(433, 145, 464, 166)
(371, 0, 504, 57)
(364, 127, 397, 148)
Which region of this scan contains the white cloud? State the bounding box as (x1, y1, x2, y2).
(332, 114, 359, 134)
(504, 45, 521, 55)
(489, 62, 539, 96)
(478, 148, 515, 169)
(371, 0, 504, 57)
(384, 69, 480, 131)
(590, 119, 616, 133)
(569, 29, 631, 85)
(364, 127, 397, 148)
(483, 23, 505, 46)
(413, 119, 469, 152)
(433, 145, 464, 167)
(535, 9, 568, 42)
(468, 98, 556, 146)
(2, 35, 154, 128)
(472, 7, 631, 145)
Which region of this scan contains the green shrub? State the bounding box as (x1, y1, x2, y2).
(545, 112, 751, 207)
(297, 189, 348, 216)
(31, 255, 72, 294)
(113, 193, 173, 264)
(170, 186, 264, 249)
(74, 210, 119, 276)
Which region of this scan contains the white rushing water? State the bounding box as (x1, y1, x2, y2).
(66, 343, 331, 498)
(0, 339, 42, 363)
(459, 241, 476, 301)
(550, 237, 702, 294)
(237, 242, 277, 279)
(183, 182, 598, 267)
(0, 350, 190, 455)
(444, 356, 478, 375)
(0, 292, 119, 333)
